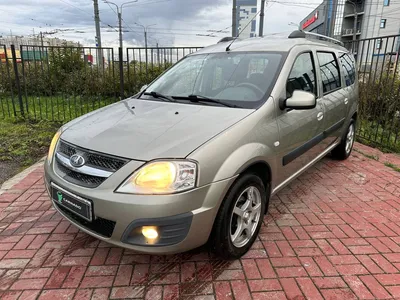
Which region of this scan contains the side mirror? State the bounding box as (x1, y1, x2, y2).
(140, 85, 148, 93)
(282, 90, 316, 110)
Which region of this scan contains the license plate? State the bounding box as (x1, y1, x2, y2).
(51, 183, 93, 222)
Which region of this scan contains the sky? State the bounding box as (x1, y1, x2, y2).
(0, 0, 321, 48)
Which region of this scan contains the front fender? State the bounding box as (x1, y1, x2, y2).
(213, 143, 276, 184)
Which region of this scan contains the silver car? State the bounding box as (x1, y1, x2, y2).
(44, 31, 358, 259)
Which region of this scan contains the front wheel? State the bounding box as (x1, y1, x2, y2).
(331, 119, 356, 160)
(211, 174, 267, 260)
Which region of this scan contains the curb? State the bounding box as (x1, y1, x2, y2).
(0, 156, 46, 195)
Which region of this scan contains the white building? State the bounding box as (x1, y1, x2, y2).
(0, 36, 80, 48)
(237, 0, 258, 38)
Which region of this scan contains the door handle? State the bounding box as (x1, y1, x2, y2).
(317, 112, 324, 121)
(344, 98, 349, 105)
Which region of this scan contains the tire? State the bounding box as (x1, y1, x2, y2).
(331, 119, 356, 160)
(210, 173, 267, 260)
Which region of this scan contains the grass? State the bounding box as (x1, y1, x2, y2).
(0, 118, 60, 170)
(0, 94, 116, 183)
(0, 95, 117, 122)
(353, 148, 380, 161)
(357, 119, 400, 153)
(384, 162, 400, 173)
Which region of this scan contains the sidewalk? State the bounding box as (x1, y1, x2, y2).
(0, 143, 399, 299)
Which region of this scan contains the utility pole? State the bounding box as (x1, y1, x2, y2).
(40, 31, 44, 48)
(40, 31, 45, 62)
(232, 0, 237, 37)
(118, 11, 123, 49)
(104, 1, 138, 50)
(93, 0, 103, 67)
(259, 0, 266, 37)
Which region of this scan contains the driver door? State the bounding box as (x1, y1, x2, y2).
(275, 50, 326, 185)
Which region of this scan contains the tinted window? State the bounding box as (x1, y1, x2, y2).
(384, 0, 390, 6)
(146, 52, 283, 109)
(339, 53, 356, 86)
(286, 52, 317, 97)
(317, 52, 341, 94)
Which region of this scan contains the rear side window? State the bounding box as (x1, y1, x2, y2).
(286, 52, 317, 98)
(317, 52, 341, 94)
(339, 53, 356, 86)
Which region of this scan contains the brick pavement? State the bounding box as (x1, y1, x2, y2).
(0, 143, 399, 299)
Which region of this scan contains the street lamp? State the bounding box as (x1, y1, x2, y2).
(134, 22, 157, 75)
(134, 22, 157, 51)
(103, 0, 138, 49)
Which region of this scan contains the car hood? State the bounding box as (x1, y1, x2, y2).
(61, 98, 253, 161)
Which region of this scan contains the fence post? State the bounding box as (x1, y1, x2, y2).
(10, 44, 24, 117)
(118, 47, 124, 100)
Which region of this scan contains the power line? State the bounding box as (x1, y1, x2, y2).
(57, 0, 118, 32)
(123, 0, 172, 8)
(58, 0, 93, 17)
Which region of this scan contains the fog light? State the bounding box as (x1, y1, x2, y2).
(142, 226, 158, 239)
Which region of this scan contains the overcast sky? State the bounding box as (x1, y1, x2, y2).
(0, 0, 320, 48)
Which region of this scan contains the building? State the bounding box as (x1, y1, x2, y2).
(299, 3, 327, 35)
(0, 36, 79, 48)
(299, 0, 400, 43)
(299, 0, 400, 71)
(237, 0, 258, 38)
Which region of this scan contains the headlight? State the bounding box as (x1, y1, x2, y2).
(47, 129, 62, 165)
(116, 160, 197, 195)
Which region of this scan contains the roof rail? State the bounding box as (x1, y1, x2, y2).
(288, 30, 344, 47)
(218, 37, 235, 43)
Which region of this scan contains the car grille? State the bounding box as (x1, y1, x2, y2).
(54, 140, 128, 188)
(55, 202, 116, 238)
(55, 162, 106, 188)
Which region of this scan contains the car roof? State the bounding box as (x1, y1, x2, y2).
(192, 34, 349, 55)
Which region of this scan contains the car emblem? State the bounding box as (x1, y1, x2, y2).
(70, 154, 85, 168)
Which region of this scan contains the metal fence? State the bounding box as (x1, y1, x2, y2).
(125, 47, 201, 96)
(0, 44, 201, 122)
(345, 34, 400, 152)
(1, 38, 400, 152)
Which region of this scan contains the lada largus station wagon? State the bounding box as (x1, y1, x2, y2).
(45, 30, 358, 259)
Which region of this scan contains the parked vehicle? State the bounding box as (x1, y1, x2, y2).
(44, 30, 358, 259)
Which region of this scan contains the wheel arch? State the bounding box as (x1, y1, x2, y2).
(220, 159, 272, 215)
(240, 161, 272, 214)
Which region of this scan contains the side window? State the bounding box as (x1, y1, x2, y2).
(286, 52, 317, 98)
(317, 52, 341, 94)
(339, 53, 356, 86)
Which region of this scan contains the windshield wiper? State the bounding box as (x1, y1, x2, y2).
(175, 94, 240, 108)
(143, 91, 176, 102)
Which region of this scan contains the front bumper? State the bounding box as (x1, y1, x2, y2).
(44, 159, 235, 254)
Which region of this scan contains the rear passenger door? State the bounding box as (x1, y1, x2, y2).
(316, 51, 347, 146)
(338, 52, 357, 117)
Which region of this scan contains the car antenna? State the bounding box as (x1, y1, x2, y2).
(226, 9, 262, 52)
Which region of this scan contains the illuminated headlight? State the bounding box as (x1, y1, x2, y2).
(116, 160, 197, 195)
(47, 129, 62, 165)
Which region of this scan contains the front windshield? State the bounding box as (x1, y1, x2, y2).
(144, 52, 283, 109)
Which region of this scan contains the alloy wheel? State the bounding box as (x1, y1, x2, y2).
(229, 186, 262, 248)
(346, 123, 355, 154)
